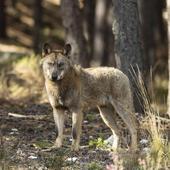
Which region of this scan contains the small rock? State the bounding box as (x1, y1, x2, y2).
(66, 157, 78, 162)
(5, 137, 10, 141)
(9, 132, 15, 135)
(28, 155, 38, 159)
(38, 166, 48, 170)
(11, 128, 18, 132)
(16, 148, 26, 157)
(142, 147, 150, 153)
(83, 120, 88, 124)
(10, 128, 19, 135)
(17, 148, 23, 155)
(140, 139, 148, 145)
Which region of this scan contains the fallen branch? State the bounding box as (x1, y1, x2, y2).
(8, 112, 48, 120)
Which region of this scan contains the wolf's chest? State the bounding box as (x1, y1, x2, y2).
(47, 90, 67, 108)
(48, 88, 79, 109)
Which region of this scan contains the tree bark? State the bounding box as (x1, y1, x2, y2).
(138, 0, 155, 72)
(61, 0, 89, 67)
(138, 0, 167, 74)
(33, 0, 43, 53)
(167, 0, 170, 116)
(0, 0, 7, 39)
(112, 0, 144, 113)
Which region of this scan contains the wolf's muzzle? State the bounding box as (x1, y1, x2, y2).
(51, 74, 58, 81)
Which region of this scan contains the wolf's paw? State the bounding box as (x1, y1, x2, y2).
(54, 140, 62, 148)
(71, 144, 80, 152)
(131, 145, 138, 153)
(41, 139, 62, 152)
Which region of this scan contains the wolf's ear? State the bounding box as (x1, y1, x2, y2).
(63, 43, 71, 56)
(42, 43, 52, 57)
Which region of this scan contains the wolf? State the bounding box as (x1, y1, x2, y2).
(40, 43, 138, 151)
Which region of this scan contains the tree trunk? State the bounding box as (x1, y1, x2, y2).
(112, 0, 144, 113)
(101, 1, 115, 67)
(84, 0, 96, 61)
(167, 0, 170, 116)
(138, 0, 155, 72)
(0, 0, 7, 39)
(33, 0, 43, 53)
(61, 0, 89, 67)
(138, 0, 167, 74)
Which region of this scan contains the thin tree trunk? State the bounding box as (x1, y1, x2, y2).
(84, 0, 96, 61)
(92, 0, 115, 66)
(93, 0, 107, 65)
(0, 0, 7, 39)
(167, 0, 170, 116)
(101, 1, 115, 67)
(112, 0, 144, 113)
(61, 0, 89, 67)
(33, 0, 43, 53)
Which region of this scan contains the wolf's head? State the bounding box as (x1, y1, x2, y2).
(41, 43, 72, 82)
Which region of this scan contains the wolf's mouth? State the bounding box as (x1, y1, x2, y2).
(56, 74, 64, 81)
(50, 73, 64, 82)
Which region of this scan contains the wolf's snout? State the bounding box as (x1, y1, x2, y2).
(51, 73, 58, 81)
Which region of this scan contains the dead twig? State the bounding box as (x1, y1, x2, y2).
(8, 112, 48, 120)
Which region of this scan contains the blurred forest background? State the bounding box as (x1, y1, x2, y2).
(0, 0, 169, 113)
(0, 0, 170, 169)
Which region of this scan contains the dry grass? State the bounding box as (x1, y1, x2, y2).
(127, 66, 169, 169)
(107, 66, 170, 170)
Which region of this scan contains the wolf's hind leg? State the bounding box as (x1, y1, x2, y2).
(98, 105, 120, 150)
(71, 111, 83, 151)
(111, 99, 138, 151)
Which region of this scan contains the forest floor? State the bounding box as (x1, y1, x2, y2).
(0, 99, 116, 170)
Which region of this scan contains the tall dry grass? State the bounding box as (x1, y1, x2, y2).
(107, 66, 170, 170)
(130, 66, 169, 169)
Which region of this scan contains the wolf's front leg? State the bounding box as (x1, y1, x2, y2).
(53, 108, 65, 148)
(71, 111, 83, 151)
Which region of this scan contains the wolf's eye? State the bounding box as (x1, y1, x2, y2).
(58, 62, 64, 68)
(48, 62, 53, 65)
